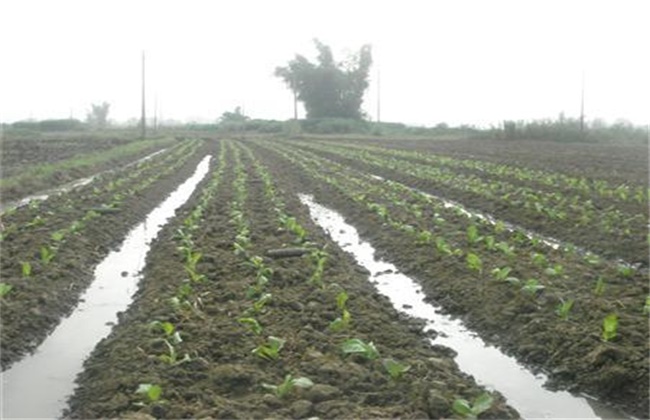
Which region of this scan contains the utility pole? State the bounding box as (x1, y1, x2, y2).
(579, 70, 585, 136)
(141, 51, 146, 139)
(153, 95, 158, 132)
(376, 69, 381, 124)
(292, 74, 298, 121)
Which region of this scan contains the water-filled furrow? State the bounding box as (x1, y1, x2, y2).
(0, 155, 211, 419)
(299, 194, 628, 419)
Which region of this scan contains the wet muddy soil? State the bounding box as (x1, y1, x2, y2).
(0, 140, 213, 369)
(64, 140, 517, 419)
(249, 139, 649, 418)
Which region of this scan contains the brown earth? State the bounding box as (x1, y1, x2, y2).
(248, 138, 649, 418)
(65, 139, 517, 419)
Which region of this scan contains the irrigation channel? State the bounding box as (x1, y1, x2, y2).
(300, 194, 628, 419)
(1, 155, 211, 419)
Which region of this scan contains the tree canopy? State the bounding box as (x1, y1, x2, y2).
(275, 40, 372, 120)
(86, 102, 110, 127)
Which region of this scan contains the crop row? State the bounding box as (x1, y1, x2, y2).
(310, 139, 648, 204)
(0, 139, 208, 369)
(286, 139, 648, 265)
(247, 138, 649, 417)
(65, 139, 515, 419)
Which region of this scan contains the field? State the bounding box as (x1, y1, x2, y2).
(1, 134, 648, 418)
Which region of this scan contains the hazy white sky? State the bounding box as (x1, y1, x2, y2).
(1, 0, 648, 127)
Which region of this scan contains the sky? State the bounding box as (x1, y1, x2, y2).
(1, 0, 648, 128)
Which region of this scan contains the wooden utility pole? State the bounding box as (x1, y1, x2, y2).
(579, 70, 585, 135)
(376, 69, 381, 124)
(153, 95, 158, 132)
(141, 51, 146, 139)
(291, 73, 298, 121)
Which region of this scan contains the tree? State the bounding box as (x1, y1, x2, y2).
(275, 39, 372, 120)
(86, 102, 110, 127)
(219, 106, 249, 123)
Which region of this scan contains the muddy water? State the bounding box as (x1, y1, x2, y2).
(300, 194, 628, 419)
(0, 148, 168, 213)
(0, 155, 211, 419)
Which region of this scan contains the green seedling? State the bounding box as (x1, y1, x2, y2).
(248, 293, 273, 314)
(309, 248, 328, 288)
(491, 266, 511, 281)
(616, 264, 634, 278)
(25, 215, 45, 228)
(484, 235, 495, 251)
(135, 383, 162, 403)
(382, 358, 411, 380)
(435, 237, 452, 256)
(336, 291, 349, 311)
(416, 230, 433, 245)
(149, 321, 182, 344)
(466, 253, 483, 274)
(584, 253, 601, 266)
(40, 246, 56, 265)
(252, 336, 285, 361)
(594, 277, 606, 296)
(494, 221, 506, 234)
(262, 375, 314, 399)
(329, 309, 351, 332)
(544, 264, 564, 277)
(21, 261, 32, 278)
(555, 298, 575, 321)
(158, 339, 191, 365)
(466, 225, 484, 246)
(495, 241, 515, 258)
(602, 313, 618, 341)
(531, 252, 547, 267)
(452, 392, 494, 419)
(341, 338, 379, 360)
(50, 231, 66, 242)
(239, 317, 263, 335)
(0, 283, 13, 298)
(644, 296, 650, 315)
(521, 278, 545, 295)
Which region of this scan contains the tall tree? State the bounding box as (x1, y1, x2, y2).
(275, 40, 372, 120)
(86, 102, 110, 127)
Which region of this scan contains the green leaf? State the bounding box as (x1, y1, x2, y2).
(471, 392, 494, 415)
(452, 399, 474, 417)
(136, 383, 162, 402)
(0, 283, 14, 298)
(292, 377, 314, 388)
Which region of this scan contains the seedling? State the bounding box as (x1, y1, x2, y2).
(435, 237, 453, 256)
(644, 296, 650, 315)
(521, 278, 545, 295)
(329, 309, 351, 332)
(531, 252, 547, 268)
(416, 230, 433, 245)
(382, 358, 411, 380)
(135, 383, 162, 403)
(252, 336, 285, 361)
(51, 231, 66, 242)
(555, 298, 574, 320)
(262, 375, 313, 399)
(594, 277, 606, 296)
(248, 293, 273, 314)
(21, 261, 32, 278)
(495, 241, 515, 258)
(466, 253, 483, 274)
(602, 313, 618, 341)
(158, 339, 191, 365)
(484, 235, 495, 251)
(40, 246, 56, 265)
(149, 321, 182, 344)
(544, 264, 564, 277)
(341, 338, 379, 360)
(309, 248, 328, 288)
(616, 264, 634, 278)
(239, 317, 263, 335)
(466, 225, 484, 246)
(0, 283, 13, 298)
(452, 392, 494, 419)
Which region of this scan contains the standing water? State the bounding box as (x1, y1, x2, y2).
(299, 194, 628, 419)
(1, 155, 211, 419)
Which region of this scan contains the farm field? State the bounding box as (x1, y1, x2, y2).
(1, 134, 648, 418)
(0, 132, 175, 203)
